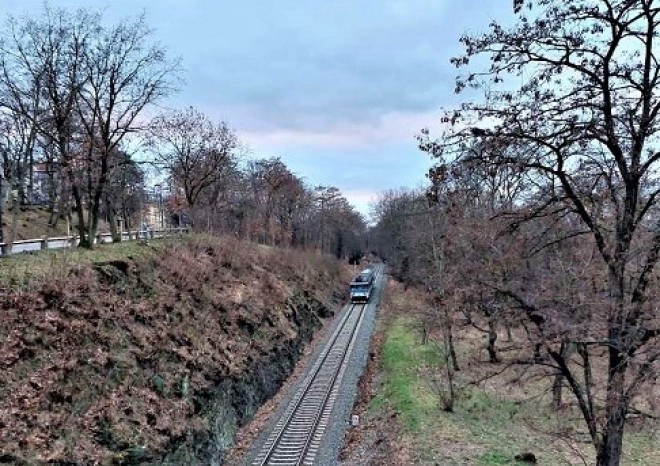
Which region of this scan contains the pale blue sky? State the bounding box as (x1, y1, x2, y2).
(1, 0, 512, 216)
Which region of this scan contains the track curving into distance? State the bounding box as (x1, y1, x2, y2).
(252, 278, 377, 465)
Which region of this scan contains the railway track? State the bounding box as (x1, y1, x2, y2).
(252, 300, 369, 465)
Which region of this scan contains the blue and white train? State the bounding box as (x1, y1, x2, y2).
(349, 268, 375, 303)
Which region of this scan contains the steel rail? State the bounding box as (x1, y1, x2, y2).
(254, 302, 367, 466)
(298, 297, 370, 464)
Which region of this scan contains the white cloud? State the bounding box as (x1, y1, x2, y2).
(242, 110, 444, 151)
(343, 189, 381, 217)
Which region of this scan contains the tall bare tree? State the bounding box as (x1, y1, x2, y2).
(424, 1, 660, 464)
(244, 157, 305, 246)
(0, 7, 95, 238)
(0, 6, 178, 247)
(147, 107, 237, 228)
(0, 107, 40, 250)
(75, 14, 179, 244)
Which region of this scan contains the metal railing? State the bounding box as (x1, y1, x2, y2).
(0, 227, 190, 256)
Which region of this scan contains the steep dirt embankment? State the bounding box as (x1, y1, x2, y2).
(0, 235, 348, 465)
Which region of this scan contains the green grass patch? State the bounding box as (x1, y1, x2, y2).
(371, 316, 580, 464)
(374, 317, 443, 432)
(622, 431, 660, 465)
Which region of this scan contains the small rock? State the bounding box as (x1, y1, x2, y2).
(514, 452, 537, 463)
(0, 453, 18, 464)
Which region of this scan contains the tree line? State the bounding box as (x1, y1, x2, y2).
(0, 5, 365, 258)
(370, 1, 660, 466)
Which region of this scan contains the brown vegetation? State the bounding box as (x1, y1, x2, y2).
(0, 234, 349, 464)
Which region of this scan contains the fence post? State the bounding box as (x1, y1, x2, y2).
(40, 236, 48, 251)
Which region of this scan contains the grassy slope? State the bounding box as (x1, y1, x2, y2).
(1, 206, 110, 241)
(356, 281, 659, 466)
(0, 234, 349, 464)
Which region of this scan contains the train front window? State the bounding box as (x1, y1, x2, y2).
(351, 285, 369, 293)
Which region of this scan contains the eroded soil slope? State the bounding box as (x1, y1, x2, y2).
(0, 235, 348, 464)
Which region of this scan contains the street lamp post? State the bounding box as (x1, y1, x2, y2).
(154, 183, 165, 230)
(160, 190, 164, 229)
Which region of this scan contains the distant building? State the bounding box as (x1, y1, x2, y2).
(32, 162, 57, 205)
(143, 202, 166, 229)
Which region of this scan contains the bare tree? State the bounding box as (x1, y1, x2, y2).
(0, 7, 96, 239)
(0, 6, 177, 247)
(425, 1, 660, 464)
(102, 150, 145, 238)
(0, 98, 40, 208)
(369, 189, 424, 286)
(147, 107, 237, 229)
(243, 157, 307, 246)
(0, 108, 39, 250)
(75, 14, 179, 244)
(311, 186, 365, 258)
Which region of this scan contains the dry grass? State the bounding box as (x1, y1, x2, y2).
(345, 280, 660, 466)
(0, 238, 159, 287)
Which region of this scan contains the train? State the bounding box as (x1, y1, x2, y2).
(349, 268, 375, 303)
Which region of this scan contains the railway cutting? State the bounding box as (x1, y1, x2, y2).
(248, 266, 383, 466)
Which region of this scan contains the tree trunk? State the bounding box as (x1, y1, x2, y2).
(107, 198, 121, 243)
(47, 199, 58, 230)
(552, 363, 564, 410)
(25, 112, 38, 204)
(533, 342, 542, 362)
(487, 318, 500, 363)
(552, 341, 573, 410)
(447, 319, 460, 371)
(597, 405, 625, 466)
(16, 162, 26, 206)
(5, 194, 20, 254)
(27, 150, 34, 204)
(594, 265, 629, 466)
(88, 188, 102, 248)
(595, 332, 628, 466)
(0, 177, 5, 246)
(441, 310, 456, 412)
(71, 184, 90, 248)
(46, 165, 60, 231)
(122, 210, 131, 241)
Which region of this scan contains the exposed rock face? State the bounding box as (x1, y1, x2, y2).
(161, 293, 329, 465)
